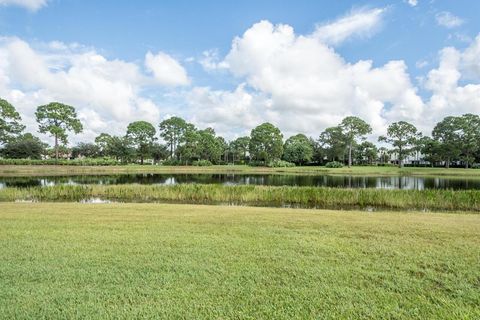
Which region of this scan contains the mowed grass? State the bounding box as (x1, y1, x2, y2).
(2, 164, 480, 178)
(0, 203, 479, 319)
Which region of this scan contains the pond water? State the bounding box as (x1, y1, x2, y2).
(1, 173, 480, 190)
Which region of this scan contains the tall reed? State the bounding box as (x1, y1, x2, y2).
(1, 184, 479, 212)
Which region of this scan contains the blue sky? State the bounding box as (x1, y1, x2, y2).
(0, 0, 479, 143)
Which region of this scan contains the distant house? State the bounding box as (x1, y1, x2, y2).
(388, 151, 429, 166)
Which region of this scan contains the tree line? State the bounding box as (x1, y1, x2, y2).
(1, 98, 480, 168)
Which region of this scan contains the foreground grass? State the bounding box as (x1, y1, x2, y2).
(1, 184, 479, 212)
(1, 164, 480, 178)
(0, 203, 479, 319)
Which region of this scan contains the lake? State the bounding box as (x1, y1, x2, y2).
(1, 173, 480, 190)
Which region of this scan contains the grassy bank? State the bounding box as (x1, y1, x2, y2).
(1, 184, 479, 212)
(0, 203, 479, 319)
(1, 164, 480, 178)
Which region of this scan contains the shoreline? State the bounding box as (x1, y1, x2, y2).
(1, 164, 480, 178)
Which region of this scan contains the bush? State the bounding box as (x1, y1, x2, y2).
(472, 163, 480, 169)
(267, 160, 295, 168)
(247, 161, 264, 167)
(161, 159, 181, 166)
(1, 140, 44, 160)
(325, 161, 344, 168)
(192, 160, 213, 166)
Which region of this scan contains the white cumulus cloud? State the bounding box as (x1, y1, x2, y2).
(435, 11, 464, 29)
(461, 35, 480, 79)
(423, 36, 480, 127)
(2, 15, 480, 144)
(213, 20, 423, 137)
(186, 84, 264, 137)
(0, 37, 180, 144)
(193, 21, 480, 139)
(145, 51, 190, 86)
(406, 0, 418, 7)
(313, 7, 386, 46)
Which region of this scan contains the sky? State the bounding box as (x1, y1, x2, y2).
(0, 0, 479, 145)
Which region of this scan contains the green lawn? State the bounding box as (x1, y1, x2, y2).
(0, 203, 479, 319)
(1, 164, 480, 178)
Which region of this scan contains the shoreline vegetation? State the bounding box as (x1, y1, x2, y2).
(1, 184, 479, 212)
(1, 202, 479, 318)
(1, 164, 480, 178)
(3, 101, 480, 171)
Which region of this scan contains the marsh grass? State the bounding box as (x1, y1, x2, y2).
(1, 184, 479, 211)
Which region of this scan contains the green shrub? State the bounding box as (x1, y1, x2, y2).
(192, 160, 213, 166)
(247, 161, 265, 167)
(325, 161, 344, 168)
(267, 160, 295, 168)
(161, 159, 182, 166)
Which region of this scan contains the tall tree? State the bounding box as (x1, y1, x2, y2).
(159, 116, 188, 159)
(283, 134, 313, 165)
(418, 136, 442, 167)
(378, 121, 421, 168)
(108, 136, 136, 163)
(339, 116, 372, 167)
(35, 102, 83, 161)
(227, 141, 236, 164)
(456, 114, 480, 168)
(318, 126, 347, 162)
(216, 136, 229, 163)
(176, 124, 200, 164)
(355, 141, 378, 165)
(230, 136, 250, 164)
(432, 116, 461, 168)
(150, 143, 169, 163)
(95, 133, 113, 157)
(309, 137, 324, 165)
(249, 123, 283, 164)
(126, 121, 157, 165)
(197, 128, 224, 163)
(0, 98, 25, 144)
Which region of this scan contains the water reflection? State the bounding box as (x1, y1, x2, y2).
(0, 173, 479, 190)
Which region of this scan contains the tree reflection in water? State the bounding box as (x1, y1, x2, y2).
(1, 174, 480, 190)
